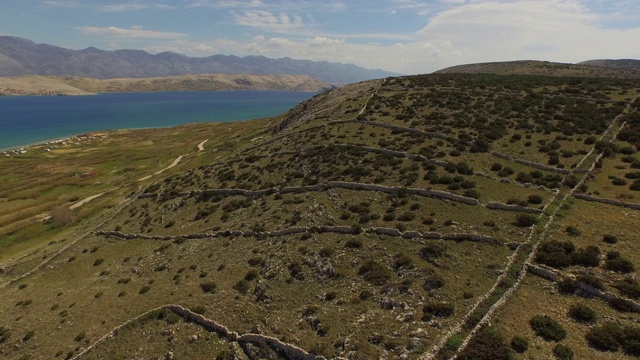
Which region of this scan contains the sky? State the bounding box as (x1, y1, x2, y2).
(1, 0, 640, 75)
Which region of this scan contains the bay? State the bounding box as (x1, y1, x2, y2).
(0, 91, 316, 150)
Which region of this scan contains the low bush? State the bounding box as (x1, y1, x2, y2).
(585, 322, 623, 352)
(358, 260, 391, 285)
(553, 343, 574, 360)
(422, 302, 454, 320)
(602, 234, 618, 244)
(244, 269, 259, 281)
(567, 303, 597, 324)
(345, 239, 363, 249)
(511, 335, 529, 353)
(423, 269, 445, 290)
(571, 246, 601, 267)
(199, 281, 217, 294)
(515, 214, 538, 227)
(529, 315, 566, 341)
(528, 194, 544, 204)
(457, 327, 511, 360)
(536, 240, 575, 268)
(614, 277, 640, 299)
(604, 251, 635, 273)
(419, 243, 445, 261)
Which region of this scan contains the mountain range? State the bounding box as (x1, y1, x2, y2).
(0, 36, 399, 84)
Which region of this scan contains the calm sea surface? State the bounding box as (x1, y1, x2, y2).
(0, 91, 316, 150)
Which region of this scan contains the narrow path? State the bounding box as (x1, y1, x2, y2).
(138, 155, 184, 181)
(197, 139, 208, 151)
(68, 187, 119, 210)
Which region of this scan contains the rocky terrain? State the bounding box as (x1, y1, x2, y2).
(0, 74, 331, 96)
(1, 65, 640, 359)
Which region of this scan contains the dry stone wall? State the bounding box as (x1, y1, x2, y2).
(573, 193, 640, 211)
(96, 226, 503, 245)
(72, 304, 325, 360)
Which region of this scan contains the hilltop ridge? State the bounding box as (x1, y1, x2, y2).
(434, 59, 640, 78)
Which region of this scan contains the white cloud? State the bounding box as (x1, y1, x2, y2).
(78, 26, 187, 39)
(308, 36, 345, 46)
(412, 0, 640, 66)
(233, 10, 304, 32)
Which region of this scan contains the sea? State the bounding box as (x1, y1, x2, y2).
(0, 91, 316, 151)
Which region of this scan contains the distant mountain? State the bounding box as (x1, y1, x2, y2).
(0, 36, 400, 84)
(434, 60, 640, 78)
(578, 59, 640, 71)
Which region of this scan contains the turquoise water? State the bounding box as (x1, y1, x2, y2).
(0, 91, 315, 150)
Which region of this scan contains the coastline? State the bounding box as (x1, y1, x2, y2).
(0, 90, 313, 153)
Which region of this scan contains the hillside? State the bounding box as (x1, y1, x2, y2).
(579, 59, 640, 71)
(0, 36, 399, 84)
(1, 73, 640, 359)
(435, 60, 640, 78)
(0, 74, 332, 96)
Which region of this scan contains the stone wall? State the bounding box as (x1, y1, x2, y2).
(71, 304, 325, 360)
(489, 151, 571, 174)
(96, 227, 502, 245)
(574, 193, 640, 211)
(485, 202, 543, 214)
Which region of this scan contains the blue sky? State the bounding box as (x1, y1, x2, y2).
(1, 0, 639, 74)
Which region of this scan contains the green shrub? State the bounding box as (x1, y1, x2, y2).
(553, 343, 574, 360)
(511, 335, 528, 353)
(529, 315, 566, 341)
(585, 322, 623, 352)
(515, 214, 538, 227)
(457, 327, 511, 360)
(528, 194, 544, 204)
(536, 240, 575, 268)
(358, 260, 391, 285)
(577, 273, 605, 291)
(199, 281, 217, 294)
(567, 303, 597, 324)
(319, 247, 335, 258)
(244, 269, 259, 281)
(422, 302, 454, 320)
(0, 327, 11, 343)
(92, 258, 104, 266)
(247, 256, 265, 267)
(423, 270, 445, 291)
(602, 234, 618, 244)
(614, 277, 640, 299)
(604, 251, 635, 273)
(345, 239, 362, 249)
(571, 246, 600, 267)
(138, 286, 151, 295)
(392, 253, 413, 270)
(22, 330, 35, 342)
(419, 243, 445, 261)
(565, 225, 581, 236)
(233, 279, 250, 294)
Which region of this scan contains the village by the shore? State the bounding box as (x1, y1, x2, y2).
(1, 132, 107, 157)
